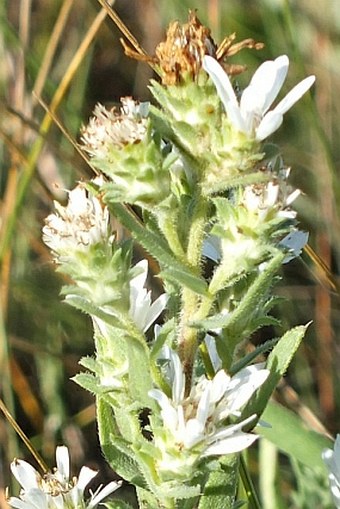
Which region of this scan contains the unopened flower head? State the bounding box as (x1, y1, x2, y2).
(81, 98, 149, 159)
(148, 346, 269, 478)
(81, 97, 172, 208)
(43, 179, 111, 261)
(322, 435, 340, 508)
(203, 54, 315, 141)
(8, 446, 121, 509)
(208, 164, 301, 280)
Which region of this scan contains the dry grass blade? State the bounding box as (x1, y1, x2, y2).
(0, 398, 49, 474)
(32, 0, 75, 102)
(34, 94, 97, 177)
(96, 0, 148, 58)
(303, 243, 338, 293)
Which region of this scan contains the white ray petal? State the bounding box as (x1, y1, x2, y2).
(203, 431, 258, 456)
(77, 466, 98, 492)
(256, 110, 284, 141)
(143, 293, 168, 332)
(273, 75, 315, 116)
(55, 446, 70, 481)
(246, 55, 289, 114)
(88, 481, 122, 508)
(10, 460, 40, 491)
(203, 55, 246, 131)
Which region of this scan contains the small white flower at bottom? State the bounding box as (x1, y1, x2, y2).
(8, 446, 121, 509)
(322, 435, 340, 508)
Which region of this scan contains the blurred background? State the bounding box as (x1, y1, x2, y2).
(1, 0, 340, 507)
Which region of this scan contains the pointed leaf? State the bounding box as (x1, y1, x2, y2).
(150, 318, 176, 361)
(242, 324, 309, 422)
(127, 335, 154, 408)
(97, 398, 145, 487)
(73, 373, 100, 394)
(230, 337, 279, 376)
(65, 295, 126, 329)
(136, 487, 162, 509)
(160, 267, 208, 295)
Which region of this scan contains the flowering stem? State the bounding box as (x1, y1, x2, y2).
(186, 192, 209, 267)
(178, 192, 209, 392)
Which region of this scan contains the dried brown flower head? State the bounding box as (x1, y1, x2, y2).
(122, 11, 263, 85)
(155, 11, 216, 85)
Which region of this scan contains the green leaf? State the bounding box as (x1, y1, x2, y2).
(127, 335, 154, 408)
(136, 487, 162, 509)
(159, 482, 200, 500)
(103, 501, 135, 509)
(150, 318, 176, 361)
(229, 337, 279, 376)
(64, 295, 127, 329)
(242, 324, 308, 422)
(259, 400, 332, 474)
(78, 355, 96, 371)
(73, 372, 99, 394)
(198, 454, 239, 509)
(108, 203, 208, 295)
(160, 267, 207, 295)
(97, 398, 145, 487)
(248, 315, 281, 331)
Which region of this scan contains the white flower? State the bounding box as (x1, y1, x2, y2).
(241, 177, 300, 222)
(203, 54, 315, 141)
(81, 98, 149, 157)
(129, 260, 168, 332)
(8, 446, 121, 509)
(43, 179, 110, 259)
(322, 435, 340, 508)
(149, 347, 269, 461)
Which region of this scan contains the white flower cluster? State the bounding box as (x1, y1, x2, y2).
(241, 169, 300, 222)
(81, 98, 149, 157)
(148, 345, 269, 476)
(8, 446, 121, 509)
(42, 180, 110, 260)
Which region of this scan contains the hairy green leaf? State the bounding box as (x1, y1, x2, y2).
(242, 324, 309, 422)
(198, 455, 239, 509)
